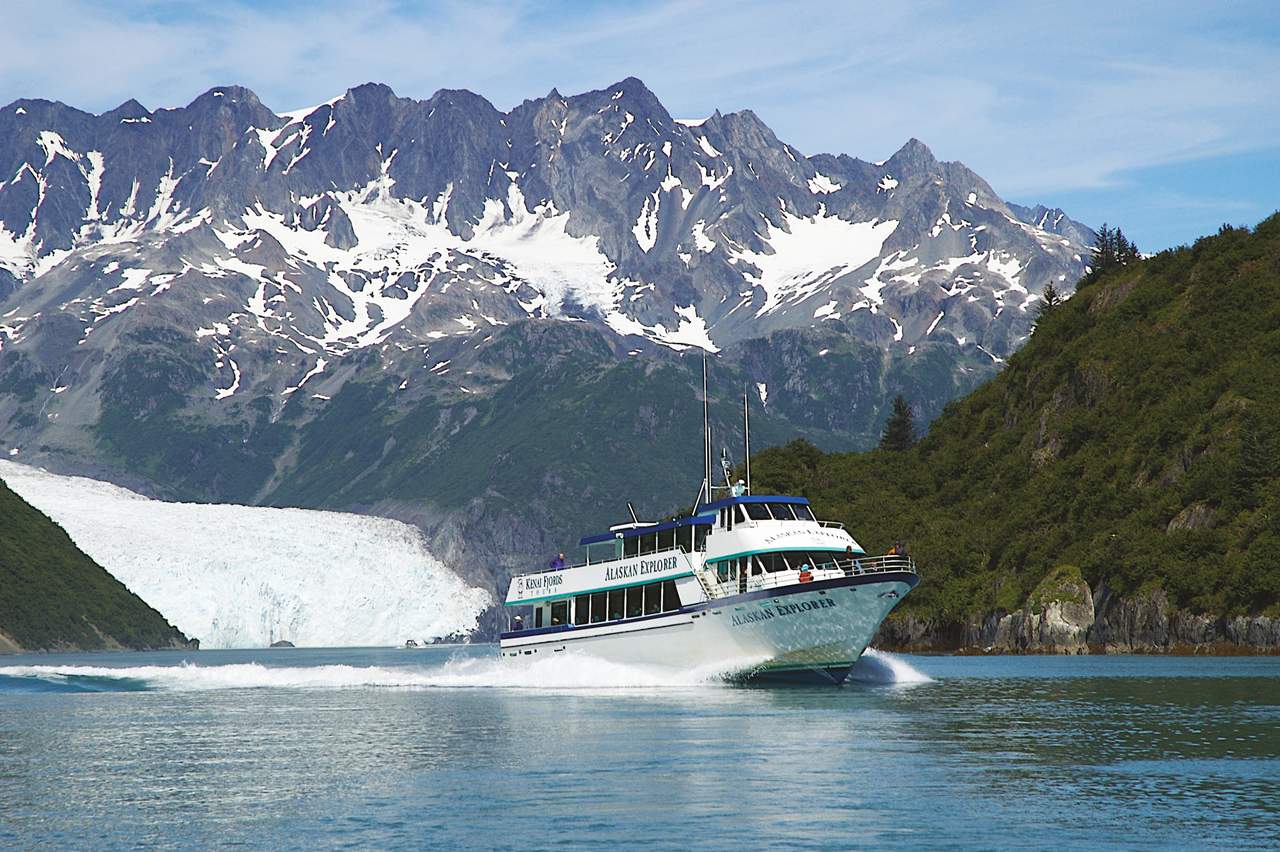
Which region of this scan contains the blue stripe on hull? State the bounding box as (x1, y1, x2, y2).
(744, 665, 853, 685)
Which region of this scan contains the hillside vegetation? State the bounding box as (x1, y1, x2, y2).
(0, 478, 188, 651)
(754, 214, 1280, 625)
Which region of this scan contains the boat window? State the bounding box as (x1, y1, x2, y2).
(590, 591, 607, 624)
(626, 586, 643, 618)
(751, 555, 764, 576)
(574, 595, 591, 624)
(809, 551, 839, 570)
(768, 502, 797, 520)
(737, 556, 748, 578)
(624, 536, 639, 557)
(715, 560, 729, 583)
(733, 505, 746, 524)
(794, 505, 816, 522)
(661, 528, 675, 552)
(644, 583, 662, 615)
(535, 607, 544, 628)
(550, 600, 568, 626)
(694, 526, 708, 551)
(661, 579, 681, 612)
(679, 526, 693, 554)
(608, 589, 625, 621)
(726, 507, 733, 531)
(784, 553, 813, 572)
(744, 503, 770, 521)
(760, 552, 788, 572)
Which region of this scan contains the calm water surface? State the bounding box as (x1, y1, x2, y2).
(1, 648, 1276, 849)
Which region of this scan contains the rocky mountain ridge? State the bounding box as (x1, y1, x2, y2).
(0, 78, 1094, 625)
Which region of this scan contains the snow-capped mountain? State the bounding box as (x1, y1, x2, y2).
(0, 78, 1093, 627)
(0, 78, 1088, 378)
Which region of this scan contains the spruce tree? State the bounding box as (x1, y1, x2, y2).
(1092, 223, 1116, 272)
(879, 395, 916, 451)
(1233, 412, 1273, 510)
(1037, 282, 1063, 321)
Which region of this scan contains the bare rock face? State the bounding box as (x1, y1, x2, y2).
(1089, 583, 1172, 652)
(1167, 502, 1216, 532)
(1088, 582, 1280, 653)
(980, 568, 1094, 653)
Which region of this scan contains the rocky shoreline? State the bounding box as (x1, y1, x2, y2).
(875, 575, 1280, 655)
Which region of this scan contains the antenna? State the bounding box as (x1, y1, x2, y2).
(702, 351, 710, 504)
(743, 392, 751, 495)
(690, 353, 711, 514)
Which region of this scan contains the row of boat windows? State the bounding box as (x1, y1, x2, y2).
(530, 580, 684, 628)
(592, 528, 709, 561)
(587, 504, 816, 562)
(711, 550, 848, 582)
(718, 502, 817, 529)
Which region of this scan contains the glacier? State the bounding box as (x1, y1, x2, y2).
(0, 461, 490, 649)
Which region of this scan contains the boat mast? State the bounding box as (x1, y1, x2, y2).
(743, 392, 751, 495)
(702, 351, 711, 506)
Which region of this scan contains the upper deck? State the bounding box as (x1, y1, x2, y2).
(505, 494, 868, 605)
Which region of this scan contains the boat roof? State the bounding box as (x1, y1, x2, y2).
(700, 494, 810, 513)
(577, 495, 811, 546)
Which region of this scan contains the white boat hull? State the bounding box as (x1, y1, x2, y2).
(499, 571, 917, 684)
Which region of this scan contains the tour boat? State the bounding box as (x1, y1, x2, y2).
(499, 369, 918, 684)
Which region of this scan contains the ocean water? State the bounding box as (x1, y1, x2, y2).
(0, 648, 1276, 850)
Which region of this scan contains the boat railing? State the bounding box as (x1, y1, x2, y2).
(701, 554, 916, 599)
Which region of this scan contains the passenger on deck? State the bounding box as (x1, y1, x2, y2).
(549, 552, 566, 570)
(731, 479, 746, 497)
(513, 615, 524, 631)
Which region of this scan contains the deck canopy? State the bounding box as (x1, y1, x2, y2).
(579, 515, 712, 547)
(698, 494, 811, 513)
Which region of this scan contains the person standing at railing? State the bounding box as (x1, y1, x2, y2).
(549, 552, 566, 570)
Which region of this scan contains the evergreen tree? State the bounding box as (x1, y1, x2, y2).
(879, 395, 916, 451)
(1037, 282, 1063, 321)
(1233, 412, 1274, 510)
(1090, 223, 1140, 276)
(1092, 223, 1116, 272)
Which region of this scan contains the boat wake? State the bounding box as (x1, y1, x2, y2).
(0, 653, 769, 694)
(847, 648, 933, 684)
(0, 649, 931, 694)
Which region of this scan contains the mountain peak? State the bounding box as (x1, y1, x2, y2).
(103, 98, 150, 120)
(188, 85, 263, 109)
(887, 137, 937, 169)
(345, 81, 398, 102)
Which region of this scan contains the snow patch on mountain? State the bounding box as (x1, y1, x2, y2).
(736, 213, 898, 317)
(0, 461, 489, 648)
(808, 173, 842, 194)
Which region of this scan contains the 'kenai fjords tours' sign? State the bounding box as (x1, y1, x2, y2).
(506, 552, 697, 602)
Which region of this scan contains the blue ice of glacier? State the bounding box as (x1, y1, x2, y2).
(0, 460, 490, 648)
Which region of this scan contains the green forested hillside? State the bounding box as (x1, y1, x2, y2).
(753, 214, 1280, 625)
(0, 478, 188, 651)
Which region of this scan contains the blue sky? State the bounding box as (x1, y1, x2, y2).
(2, 0, 1277, 250)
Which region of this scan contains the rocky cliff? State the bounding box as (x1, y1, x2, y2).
(876, 571, 1280, 654)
